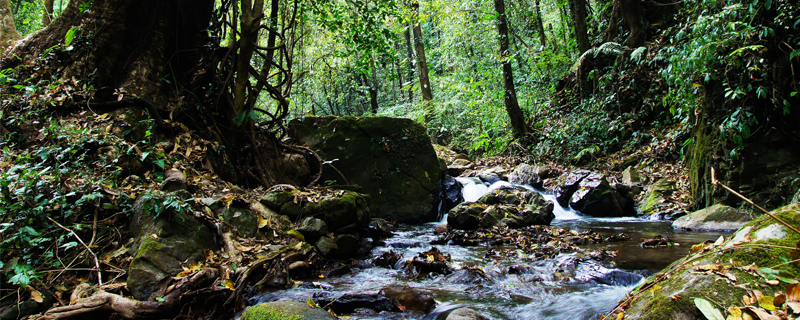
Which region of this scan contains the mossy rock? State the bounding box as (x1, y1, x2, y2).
(221, 206, 258, 237)
(619, 203, 800, 319)
(288, 116, 442, 223)
(672, 203, 752, 231)
(242, 301, 336, 320)
(638, 178, 677, 216)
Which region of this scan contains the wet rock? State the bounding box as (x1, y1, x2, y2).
(589, 270, 644, 286)
(672, 203, 752, 231)
(314, 292, 398, 314)
(439, 174, 464, 213)
(315, 236, 338, 257)
(447, 203, 485, 230)
(334, 233, 360, 256)
(321, 264, 352, 278)
(368, 218, 394, 239)
(638, 235, 673, 248)
(381, 285, 436, 313)
(287, 261, 310, 278)
(638, 178, 677, 217)
(445, 267, 493, 284)
(371, 250, 402, 269)
(288, 116, 442, 223)
(507, 265, 530, 274)
(296, 217, 328, 244)
(553, 170, 592, 206)
(445, 307, 491, 320)
(408, 247, 453, 277)
(302, 191, 370, 231)
(569, 172, 632, 217)
(161, 168, 187, 192)
(478, 167, 507, 184)
(509, 163, 548, 188)
(434, 224, 449, 234)
(127, 194, 218, 300)
(242, 301, 336, 320)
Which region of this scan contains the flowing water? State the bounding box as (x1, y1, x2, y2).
(249, 180, 727, 319)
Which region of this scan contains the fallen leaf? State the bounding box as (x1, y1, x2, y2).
(727, 306, 743, 320)
(287, 230, 305, 241)
(307, 297, 318, 308)
(773, 293, 786, 308)
(29, 289, 44, 303)
(787, 284, 800, 302)
(740, 306, 781, 320)
(616, 311, 625, 320)
(222, 280, 235, 291)
(695, 297, 725, 320)
(757, 296, 777, 311)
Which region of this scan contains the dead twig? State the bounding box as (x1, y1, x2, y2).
(44, 216, 103, 286)
(711, 167, 800, 235)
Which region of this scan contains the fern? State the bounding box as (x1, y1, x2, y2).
(630, 46, 647, 64)
(571, 42, 629, 71)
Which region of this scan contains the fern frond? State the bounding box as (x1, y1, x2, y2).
(630, 46, 647, 64)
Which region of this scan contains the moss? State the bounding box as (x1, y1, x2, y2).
(241, 304, 303, 320)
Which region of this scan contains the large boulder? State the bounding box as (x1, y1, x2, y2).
(127, 192, 218, 300)
(569, 172, 633, 217)
(614, 203, 800, 320)
(508, 163, 550, 188)
(447, 189, 554, 230)
(672, 203, 752, 231)
(638, 178, 678, 217)
(553, 170, 592, 206)
(288, 116, 442, 223)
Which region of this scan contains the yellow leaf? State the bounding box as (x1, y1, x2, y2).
(307, 298, 318, 308)
(616, 311, 625, 320)
(758, 296, 777, 311)
(318, 274, 325, 279)
(287, 230, 305, 242)
(257, 215, 269, 229)
(727, 306, 743, 320)
(29, 290, 44, 303)
(222, 280, 235, 291)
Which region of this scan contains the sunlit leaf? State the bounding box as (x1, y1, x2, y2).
(694, 297, 725, 320)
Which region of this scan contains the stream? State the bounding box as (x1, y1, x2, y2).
(248, 180, 727, 319)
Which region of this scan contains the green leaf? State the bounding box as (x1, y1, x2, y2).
(694, 298, 724, 320)
(154, 296, 165, 303)
(287, 230, 305, 242)
(64, 26, 77, 47)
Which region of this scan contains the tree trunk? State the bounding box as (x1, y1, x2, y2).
(534, 0, 547, 47)
(568, 0, 591, 54)
(0, 0, 21, 46)
(369, 65, 379, 113)
(494, 0, 530, 137)
(42, 0, 55, 25)
(403, 23, 414, 104)
(411, 1, 433, 122)
(620, 0, 645, 47)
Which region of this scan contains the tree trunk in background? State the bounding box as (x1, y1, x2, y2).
(494, 0, 530, 137)
(368, 65, 379, 113)
(42, 0, 54, 25)
(620, 0, 645, 47)
(411, 1, 433, 122)
(403, 23, 415, 104)
(0, 0, 21, 45)
(534, 0, 547, 47)
(568, 0, 590, 54)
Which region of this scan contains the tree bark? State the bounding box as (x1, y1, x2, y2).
(568, 0, 591, 54)
(0, 0, 21, 46)
(403, 22, 414, 104)
(534, 0, 547, 47)
(42, 0, 55, 25)
(494, 0, 530, 137)
(411, 1, 433, 122)
(620, 0, 645, 47)
(369, 65, 379, 113)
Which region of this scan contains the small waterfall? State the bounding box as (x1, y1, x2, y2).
(455, 177, 488, 203)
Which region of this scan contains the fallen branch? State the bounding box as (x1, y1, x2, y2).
(44, 216, 103, 286)
(44, 268, 218, 319)
(711, 167, 800, 235)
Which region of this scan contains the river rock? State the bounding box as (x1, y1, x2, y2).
(615, 203, 800, 320)
(621, 166, 644, 186)
(638, 178, 677, 216)
(288, 116, 442, 223)
(672, 203, 752, 231)
(368, 218, 395, 240)
(314, 292, 399, 314)
(509, 163, 549, 188)
(296, 217, 328, 244)
(127, 194, 218, 300)
(242, 301, 336, 320)
(569, 172, 633, 217)
(221, 205, 258, 238)
(478, 167, 507, 184)
(448, 189, 554, 230)
(445, 307, 491, 320)
(440, 174, 464, 213)
(161, 168, 187, 192)
(381, 285, 436, 313)
(449, 158, 476, 176)
(553, 170, 592, 206)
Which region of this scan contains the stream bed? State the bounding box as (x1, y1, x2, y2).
(248, 190, 727, 320)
